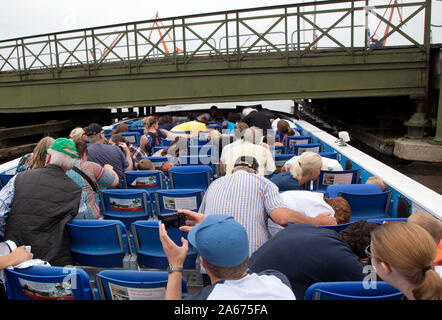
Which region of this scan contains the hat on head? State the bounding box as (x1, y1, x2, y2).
(84, 123, 103, 136)
(234, 156, 259, 172)
(49, 138, 78, 159)
(188, 214, 249, 268)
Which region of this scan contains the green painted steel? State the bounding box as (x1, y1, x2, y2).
(0, 0, 433, 113)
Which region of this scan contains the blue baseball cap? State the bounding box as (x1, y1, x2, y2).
(188, 214, 249, 268)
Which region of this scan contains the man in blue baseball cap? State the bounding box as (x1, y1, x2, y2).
(159, 210, 296, 300)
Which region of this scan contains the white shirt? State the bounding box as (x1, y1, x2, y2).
(268, 190, 335, 237)
(223, 141, 276, 176)
(284, 156, 343, 172)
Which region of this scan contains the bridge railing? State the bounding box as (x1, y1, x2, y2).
(0, 0, 431, 78)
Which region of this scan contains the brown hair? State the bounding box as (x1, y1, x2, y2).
(324, 196, 351, 224)
(371, 222, 442, 300)
(204, 258, 249, 280)
(160, 162, 174, 176)
(27, 136, 55, 169)
(339, 220, 379, 259)
(75, 141, 88, 159)
(110, 123, 129, 134)
(277, 119, 290, 135)
(408, 211, 442, 244)
(138, 159, 155, 171)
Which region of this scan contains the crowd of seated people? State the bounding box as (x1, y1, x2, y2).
(0, 106, 441, 301)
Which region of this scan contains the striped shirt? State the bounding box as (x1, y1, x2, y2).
(198, 170, 284, 255)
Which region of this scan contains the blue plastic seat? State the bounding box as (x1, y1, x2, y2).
(305, 281, 402, 300)
(168, 165, 213, 190)
(338, 191, 392, 221)
(94, 269, 188, 300)
(319, 151, 338, 160)
(283, 135, 313, 153)
(366, 218, 408, 224)
(326, 183, 382, 198)
(293, 143, 322, 155)
(274, 154, 295, 167)
(0, 173, 14, 188)
(153, 189, 205, 216)
(318, 221, 357, 233)
(100, 189, 152, 228)
(143, 156, 171, 168)
(131, 220, 198, 269)
(66, 219, 131, 268)
(189, 137, 210, 147)
(124, 170, 166, 193)
(118, 132, 141, 146)
(4, 265, 92, 300)
(314, 169, 361, 192)
(269, 145, 285, 155)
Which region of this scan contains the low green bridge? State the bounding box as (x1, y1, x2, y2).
(0, 0, 437, 129)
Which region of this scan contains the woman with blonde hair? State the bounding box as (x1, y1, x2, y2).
(369, 222, 442, 300)
(270, 151, 322, 191)
(16, 136, 55, 173)
(69, 127, 88, 144)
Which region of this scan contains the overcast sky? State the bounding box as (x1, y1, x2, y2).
(1, 0, 440, 42)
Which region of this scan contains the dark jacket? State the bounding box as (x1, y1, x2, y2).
(5, 164, 82, 266)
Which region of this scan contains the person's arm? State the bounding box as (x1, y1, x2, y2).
(0, 246, 33, 270)
(0, 176, 16, 238)
(118, 142, 133, 172)
(102, 164, 120, 187)
(219, 160, 226, 176)
(269, 208, 336, 226)
(139, 135, 147, 153)
(158, 222, 189, 300)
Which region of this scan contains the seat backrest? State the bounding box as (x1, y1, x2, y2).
(124, 170, 166, 193)
(283, 135, 313, 153)
(94, 269, 187, 300)
(119, 132, 141, 146)
(189, 138, 210, 147)
(338, 191, 392, 221)
(169, 165, 212, 190)
(293, 143, 322, 156)
(153, 189, 204, 215)
(305, 281, 402, 300)
(4, 265, 92, 300)
(0, 173, 14, 188)
(326, 183, 382, 198)
(319, 151, 338, 160)
(318, 221, 357, 233)
(66, 219, 130, 267)
(315, 169, 360, 190)
(100, 189, 152, 228)
(178, 155, 213, 167)
(144, 156, 170, 168)
(269, 145, 285, 155)
(274, 154, 295, 167)
(131, 220, 197, 269)
(366, 218, 408, 224)
(100, 189, 151, 216)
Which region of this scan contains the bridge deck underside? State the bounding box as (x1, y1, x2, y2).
(0, 47, 428, 113)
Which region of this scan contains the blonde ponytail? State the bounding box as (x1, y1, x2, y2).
(289, 151, 322, 181)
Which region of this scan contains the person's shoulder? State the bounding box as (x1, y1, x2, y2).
(184, 283, 219, 300)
